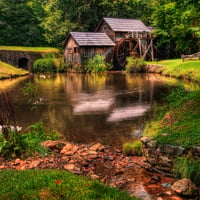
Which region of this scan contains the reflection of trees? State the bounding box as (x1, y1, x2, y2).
(5, 73, 195, 147)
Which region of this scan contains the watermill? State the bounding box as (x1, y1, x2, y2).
(112, 32, 154, 70)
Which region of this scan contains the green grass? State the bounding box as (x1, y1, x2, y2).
(0, 61, 28, 79)
(0, 170, 138, 200)
(0, 46, 60, 53)
(143, 88, 200, 148)
(146, 59, 200, 82)
(123, 140, 143, 156)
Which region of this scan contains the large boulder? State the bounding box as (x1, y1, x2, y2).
(172, 178, 198, 196)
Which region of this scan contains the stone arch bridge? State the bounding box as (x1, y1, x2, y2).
(0, 50, 42, 71)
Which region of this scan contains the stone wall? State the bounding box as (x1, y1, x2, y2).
(0, 50, 42, 71)
(141, 137, 200, 177)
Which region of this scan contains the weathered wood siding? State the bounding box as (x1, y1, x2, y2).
(64, 36, 81, 64)
(97, 21, 115, 42)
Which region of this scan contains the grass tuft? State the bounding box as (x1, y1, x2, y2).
(123, 140, 143, 156)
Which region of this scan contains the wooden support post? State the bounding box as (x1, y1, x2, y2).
(143, 43, 151, 59)
(151, 39, 154, 61)
(139, 39, 142, 57)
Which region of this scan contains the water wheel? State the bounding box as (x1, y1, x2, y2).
(113, 38, 139, 70)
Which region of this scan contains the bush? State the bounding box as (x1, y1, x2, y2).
(123, 140, 143, 156)
(33, 58, 57, 73)
(125, 57, 146, 73)
(85, 54, 110, 73)
(0, 122, 59, 158)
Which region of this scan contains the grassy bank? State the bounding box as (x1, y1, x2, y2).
(0, 46, 59, 53)
(0, 61, 29, 79)
(0, 170, 137, 200)
(146, 59, 200, 82)
(143, 87, 200, 183)
(143, 87, 200, 148)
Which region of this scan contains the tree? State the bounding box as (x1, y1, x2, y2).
(152, 0, 200, 57)
(0, 0, 46, 46)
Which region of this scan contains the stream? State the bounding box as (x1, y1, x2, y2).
(0, 72, 197, 200)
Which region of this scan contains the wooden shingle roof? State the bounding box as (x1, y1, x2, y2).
(66, 32, 115, 47)
(96, 17, 150, 32)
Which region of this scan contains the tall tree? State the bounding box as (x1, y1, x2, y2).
(0, 0, 46, 46)
(152, 0, 200, 56)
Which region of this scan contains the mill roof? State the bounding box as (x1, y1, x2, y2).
(96, 17, 150, 32)
(64, 32, 115, 47)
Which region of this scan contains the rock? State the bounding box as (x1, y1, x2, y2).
(41, 140, 58, 149)
(64, 164, 75, 171)
(19, 166, 26, 170)
(15, 158, 21, 165)
(29, 160, 41, 169)
(161, 182, 172, 189)
(60, 143, 79, 155)
(0, 165, 5, 169)
(164, 191, 172, 196)
(90, 143, 104, 151)
(146, 140, 157, 148)
(88, 150, 98, 155)
(150, 176, 161, 183)
(172, 178, 197, 196)
(90, 174, 100, 180)
(127, 178, 136, 183)
(140, 137, 153, 144)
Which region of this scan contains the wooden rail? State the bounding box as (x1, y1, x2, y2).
(181, 51, 200, 61)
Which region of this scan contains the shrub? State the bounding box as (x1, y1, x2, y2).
(85, 54, 110, 73)
(125, 57, 146, 73)
(33, 58, 57, 73)
(0, 122, 59, 158)
(123, 140, 143, 156)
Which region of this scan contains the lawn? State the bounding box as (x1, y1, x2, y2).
(0, 46, 60, 53)
(0, 170, 138, 200)
(0, 61, 29, 79)
(146, 59, 200, 82)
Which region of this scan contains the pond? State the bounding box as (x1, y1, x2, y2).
(0, 73, 186, 148)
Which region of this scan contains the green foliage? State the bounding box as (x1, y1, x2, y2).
(143, 88, 200, 148)
(166, 84, 188, 107)
(0, 129, 24, 157)
(174, 155, 200, 185)
(57, 62, 72, 73)
(0, 170, 138, 200)
(85, 54, 110, 73)
(125, 57, 146, 73)
(21, 81, 37, 108)
(0, 122, 59, 157)
(33, 58, 57, 73)
(152, 0, 200, 56)
(123, 140, 143, 156)
(0, 0, 46, 46)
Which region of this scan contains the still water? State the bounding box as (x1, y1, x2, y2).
(0, 73, 182, 148)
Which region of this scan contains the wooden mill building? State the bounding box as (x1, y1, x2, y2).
(64, 17, 154, 69)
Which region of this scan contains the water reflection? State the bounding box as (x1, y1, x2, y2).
(107, 104, 150, 122)
(1, 73, 195, 147)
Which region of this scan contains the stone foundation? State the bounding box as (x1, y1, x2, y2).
(141, 137, 200, 177)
